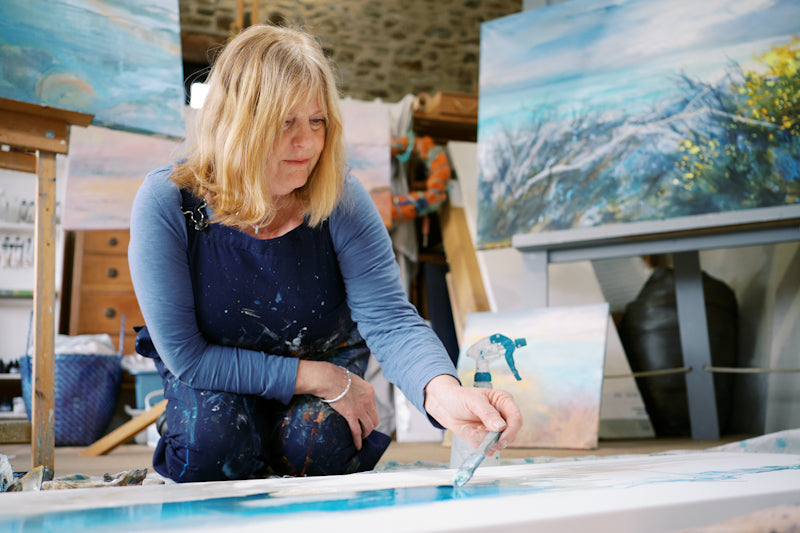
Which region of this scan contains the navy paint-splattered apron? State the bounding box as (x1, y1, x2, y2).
(137, 190, 390, 483)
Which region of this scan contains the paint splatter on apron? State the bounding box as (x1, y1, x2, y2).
(136, 190, 390, 482)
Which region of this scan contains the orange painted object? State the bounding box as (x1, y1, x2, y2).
(391, 136, 451, 221)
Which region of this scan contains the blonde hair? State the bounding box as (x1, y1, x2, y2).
(172, 24, 345, 228)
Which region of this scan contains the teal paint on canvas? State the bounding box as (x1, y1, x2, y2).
(0, 0, 185, 139)
(3, 483, 533, 532)
(5, 452, 798, 532)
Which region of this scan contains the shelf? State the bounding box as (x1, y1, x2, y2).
(0, 374, 21, 381)
(0, 221, 34, 232)
(0, 289, 33, 299)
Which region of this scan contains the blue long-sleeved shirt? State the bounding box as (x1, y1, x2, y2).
(128, 164, 457, 415)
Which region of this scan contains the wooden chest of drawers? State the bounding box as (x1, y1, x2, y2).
(66, 230, 142, 355)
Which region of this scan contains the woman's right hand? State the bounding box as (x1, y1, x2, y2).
(424, 374, 522, 454)
(296, 360, 379, 450)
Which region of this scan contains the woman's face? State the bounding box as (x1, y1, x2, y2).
(267, 100, 326, 198)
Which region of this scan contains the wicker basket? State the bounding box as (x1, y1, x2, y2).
(20, 353, 122, 446)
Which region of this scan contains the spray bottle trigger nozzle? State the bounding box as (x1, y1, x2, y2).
(487, 333, 524, 381)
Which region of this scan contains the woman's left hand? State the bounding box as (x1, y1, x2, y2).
(423, 375, 523, 454)
(296, 360, 379, 451)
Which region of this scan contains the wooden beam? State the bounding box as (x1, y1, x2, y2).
(439, 203, 490, 340)
(0, 96, 93, 474)
(31, 150, 58, 471)
(0, 149, 36, 173)
(67, 231, 86, 336)
(0, 108, 70, 154)
(31, 157, 57, 453)
(236, 0, 244, 31)
(79, 400, 167, 457)
(0, 97, 93, 127)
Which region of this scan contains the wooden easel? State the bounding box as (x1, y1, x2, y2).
(0, 97, 92, 471)
(232, 0, 259, 33)
(80, 399, 166, 457)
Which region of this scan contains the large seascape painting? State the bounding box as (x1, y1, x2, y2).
(477, 0, 800, 248)
(0, 0, 185, 139)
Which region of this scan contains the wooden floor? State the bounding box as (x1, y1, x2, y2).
(2, 435, 746, 478)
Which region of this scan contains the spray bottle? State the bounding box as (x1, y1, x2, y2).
(449, 333, 525, 468)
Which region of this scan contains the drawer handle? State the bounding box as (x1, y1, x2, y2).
(108, 237, 119, 247)
(107, 267, 119, 278)
(104, 307, 117, 319)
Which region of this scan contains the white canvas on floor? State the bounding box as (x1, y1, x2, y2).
(3, 451, 798, 533)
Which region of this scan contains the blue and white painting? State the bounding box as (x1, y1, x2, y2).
(3, 451, 799, 532)
(0, 0, 185, 140)
(477, 0, 800, 248)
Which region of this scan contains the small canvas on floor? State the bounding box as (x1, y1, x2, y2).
(457, 304, 609, 449)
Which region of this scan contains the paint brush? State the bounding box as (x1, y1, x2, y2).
(452, 431, 501, 488)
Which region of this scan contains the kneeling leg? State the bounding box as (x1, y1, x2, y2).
(153, 374, 270, 483)
(268, 395, 390, 477)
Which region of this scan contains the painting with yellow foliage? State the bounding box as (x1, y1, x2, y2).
(477, 0, 800, 248)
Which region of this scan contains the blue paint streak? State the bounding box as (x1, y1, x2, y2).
(5, 482, 534, 532)
(6, 463, 799, 532)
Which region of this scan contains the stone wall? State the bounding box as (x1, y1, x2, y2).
(179, 0, 522, 102)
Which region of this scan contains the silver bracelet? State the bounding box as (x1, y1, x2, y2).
(320, 367, 351, 404)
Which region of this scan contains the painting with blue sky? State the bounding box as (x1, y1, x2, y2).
(477, 0, 800, 248)
(0, 0, 184, 139)
(340, 98, 392, 226)
(457, 304, 609, 449)
(63, 98, 394, 231)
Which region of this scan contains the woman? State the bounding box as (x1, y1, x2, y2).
(129, 24, 522, 483)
